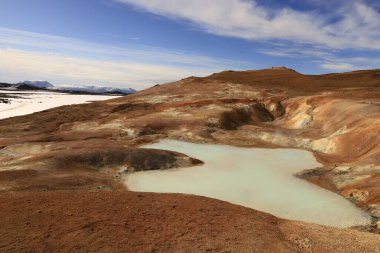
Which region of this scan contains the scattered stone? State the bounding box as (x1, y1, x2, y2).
(343, 189, 369, 203)
(0, 98, 10, 104)
(205, 117, 220, 128)
(119, 167, 129, 174)
(332, 166, 352, 175)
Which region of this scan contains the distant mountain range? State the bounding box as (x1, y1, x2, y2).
(0, 80, 136, 95)
(18, 81, 54, 89)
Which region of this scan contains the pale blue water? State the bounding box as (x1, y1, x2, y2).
(126, 139, 370, 227)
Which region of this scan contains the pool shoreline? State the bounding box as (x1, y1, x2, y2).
(126, 139, 371, 228)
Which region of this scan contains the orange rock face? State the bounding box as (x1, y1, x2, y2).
(1, 68, 380, 251)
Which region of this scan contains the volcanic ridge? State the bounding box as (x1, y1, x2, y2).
(1, 67, 380, 252)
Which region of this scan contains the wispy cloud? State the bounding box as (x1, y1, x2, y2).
(115, 0, 380, 51)
(0, 28, 249, 89)
(320, 62, 355, 71)
(0, 48, 215, 87)
(112, 0, 380, 72)
(257, 43, 380, 72)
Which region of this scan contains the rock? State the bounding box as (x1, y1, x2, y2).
(332, 166, 352, 175)
(119, 167, 129, 174)
(368, 204, 380, 219)
(264, 100, 285, 118)
(343, 189, 369, 203)
(0, 98, 10, 104)
(333, 175, 372, 189)
(205, 117, 220, 128)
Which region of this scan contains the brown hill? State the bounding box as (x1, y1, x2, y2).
(206, 67, 380, 94)
(0, 68, 380, 252)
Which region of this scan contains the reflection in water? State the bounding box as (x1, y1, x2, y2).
(126, 139, 370, 227)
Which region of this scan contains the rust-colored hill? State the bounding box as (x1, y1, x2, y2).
(206, 68, 380, 94)
(1, 68, 380, 252)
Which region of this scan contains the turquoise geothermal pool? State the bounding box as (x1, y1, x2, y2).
(126, 139, 370, 227)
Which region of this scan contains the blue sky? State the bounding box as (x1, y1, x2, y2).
(0, 0, 379, 89)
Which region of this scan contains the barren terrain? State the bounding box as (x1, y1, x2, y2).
(1, 68, 380, 252)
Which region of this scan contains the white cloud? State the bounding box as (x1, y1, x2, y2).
(116, 0, 380, 51)
(0, 28, 249, 89)
(320, 62, 355, 71)
(257, 46, 334, 59)
(0, 48, 226, 89)
(0, 27, 245, 68)
(257, 43, 380, 72)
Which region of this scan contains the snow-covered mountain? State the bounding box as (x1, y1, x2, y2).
(55, 85, 136, 94)
(17, 81, 54, 89)
(9, 81, 136, 95)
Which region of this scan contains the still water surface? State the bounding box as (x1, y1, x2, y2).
(126, 139, 370, 227)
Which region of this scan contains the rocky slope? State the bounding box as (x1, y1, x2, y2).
(1, 67, 380, 252)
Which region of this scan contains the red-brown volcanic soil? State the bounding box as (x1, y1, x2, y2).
(1, 68, 380, 252)
(1, 190, 380, 253)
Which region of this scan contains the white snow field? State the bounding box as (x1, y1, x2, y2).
(0, 90, 119, 120)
